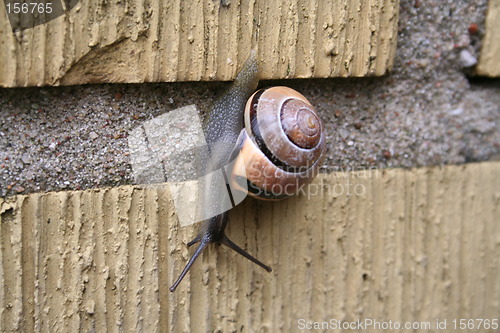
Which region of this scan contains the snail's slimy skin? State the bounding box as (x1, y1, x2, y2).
(170, 51, 267, 292)
(203, 50, 259, 163)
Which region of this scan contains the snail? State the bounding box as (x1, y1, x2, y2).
(169, 51, 326, 292)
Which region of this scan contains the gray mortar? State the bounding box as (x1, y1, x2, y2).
(1, 0, 499, 197)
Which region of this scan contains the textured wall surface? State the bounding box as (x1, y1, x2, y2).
(476, 0, 500, 77)
(1, 162, 499, 332)
(0, 0, 399, 87)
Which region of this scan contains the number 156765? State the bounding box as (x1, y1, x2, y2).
(6, 2, 53, 14)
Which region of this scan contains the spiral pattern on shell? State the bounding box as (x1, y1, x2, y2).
(231, 86, 326, 199)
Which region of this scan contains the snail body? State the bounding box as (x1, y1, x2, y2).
(169, 52, 325, 292)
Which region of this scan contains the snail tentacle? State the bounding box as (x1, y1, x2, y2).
(186, 235, 201, 248)
(220, 233, 272, 272)
(169, 236, 211, 292)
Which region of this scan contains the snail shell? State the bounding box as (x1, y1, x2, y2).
(230, 86, 326, 200)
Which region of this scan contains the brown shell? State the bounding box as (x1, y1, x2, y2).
(244, 87, 325, 169)
(233, 87, 326, 199)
